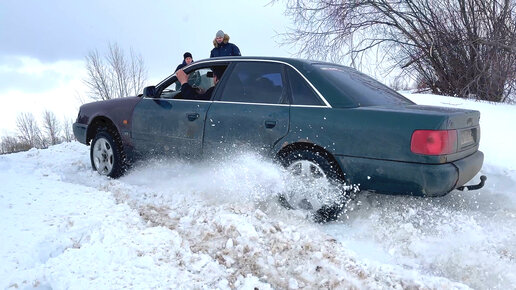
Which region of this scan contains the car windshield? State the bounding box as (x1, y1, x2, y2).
(315, 64, 414, 107)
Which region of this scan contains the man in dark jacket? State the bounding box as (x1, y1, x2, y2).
(175, 52, 194, 72)
(210, 30, 241, 58)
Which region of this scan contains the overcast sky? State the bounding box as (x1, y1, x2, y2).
(0, 0, 293, 137)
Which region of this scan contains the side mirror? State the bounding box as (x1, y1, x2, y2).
(142, 86, 156, 98)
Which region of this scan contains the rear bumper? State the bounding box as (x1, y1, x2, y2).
(73, 123, 88, 144)
(336, 151, 484, 197)
(453, 150, 484, 189)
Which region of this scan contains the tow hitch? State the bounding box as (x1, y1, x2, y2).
(457, 175, 487, 191)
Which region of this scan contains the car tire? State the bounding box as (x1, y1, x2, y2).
(279, 149, 349, 223)
(90, 128, 126, 178)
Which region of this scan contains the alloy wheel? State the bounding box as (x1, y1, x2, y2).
(285, 159, 332, 210)
(92, 137, 114, 175)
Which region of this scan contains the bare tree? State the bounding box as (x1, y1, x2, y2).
(1, 135, 36, 154)
(1, 114, 75, 154)
(129, 48, 147, 98)
(62, 117, 75, 142)
(42, 110, 60, 146)
(16, 112, 43, 149)
(107, 43, 129, 99)
(1, 135, 20, 154)
(84, 42, 147, 101)
(85, 49, 113, 100)
(276, 0, 516, 102)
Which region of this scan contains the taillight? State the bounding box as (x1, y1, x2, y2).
(411, 130, 457, 155)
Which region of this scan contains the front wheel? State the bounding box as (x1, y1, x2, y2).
(279, 150, 350, 223)
(90, 128, 126, 178)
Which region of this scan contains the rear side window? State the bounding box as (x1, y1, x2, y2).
(315, 65, 414, 106)
(219, 62, 285, 104)
(287, 67, 324, 106)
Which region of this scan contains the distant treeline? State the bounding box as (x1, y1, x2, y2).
(1, 111, 75, 154)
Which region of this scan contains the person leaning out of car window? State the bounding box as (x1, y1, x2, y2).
(176, 67, 225, 101)
(175, 52, 194, 72)
(210, 30, 241, 58)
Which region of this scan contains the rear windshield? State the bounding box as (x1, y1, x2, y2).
(315, 64, 414, 107)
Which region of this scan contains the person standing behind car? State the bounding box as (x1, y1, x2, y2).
(175, 52, 194, 72)
(174, 52, 197, 90)
(210, 30, 241, 58)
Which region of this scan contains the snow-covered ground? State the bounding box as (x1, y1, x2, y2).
(1, 93, 514, 289)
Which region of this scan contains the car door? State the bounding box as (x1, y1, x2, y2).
(131, 68, 214, 158)
(203, 61, 290, 157)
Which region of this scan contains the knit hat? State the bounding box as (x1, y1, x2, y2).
(215, 30, 224, 38)
(183, 52, 192, 59)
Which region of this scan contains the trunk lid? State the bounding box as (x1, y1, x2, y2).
(404, 105, 480, 154)
(346, 104, 481, 163)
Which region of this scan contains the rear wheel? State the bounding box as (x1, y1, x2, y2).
(279, 149, 349, 223)
(90, 128, 126, 178)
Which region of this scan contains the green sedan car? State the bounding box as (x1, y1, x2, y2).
(73, 57, 484, 221)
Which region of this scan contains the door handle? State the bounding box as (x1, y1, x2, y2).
(187, 113, 200, 121)
(265, 120, 277, 128)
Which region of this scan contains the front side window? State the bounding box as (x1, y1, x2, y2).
(160, 68, 215, 99)
(218, 62, 285, 104)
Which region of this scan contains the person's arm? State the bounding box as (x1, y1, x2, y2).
(180, 84, 214, 100)
(176, 69, 197, 99)
(180, 83, 198, 99)
(199, 86, 215, 100)
(232, 44, 241, 56)
(176, 69, 189, 85)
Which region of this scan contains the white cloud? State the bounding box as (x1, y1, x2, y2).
(0, 56, 87, 137)
(15, 57, 83, 76)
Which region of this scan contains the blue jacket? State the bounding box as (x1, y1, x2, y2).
(175, 60, 188, 72)
(210, 34, 241, 58)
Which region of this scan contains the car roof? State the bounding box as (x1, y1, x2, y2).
(189, 56, 334, 71)
(193, 55, 317, 64)
(172, 57, 408, 108)
(173, 56, 355, 107)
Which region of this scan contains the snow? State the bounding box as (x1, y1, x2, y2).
(1, 93, 515, 289)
